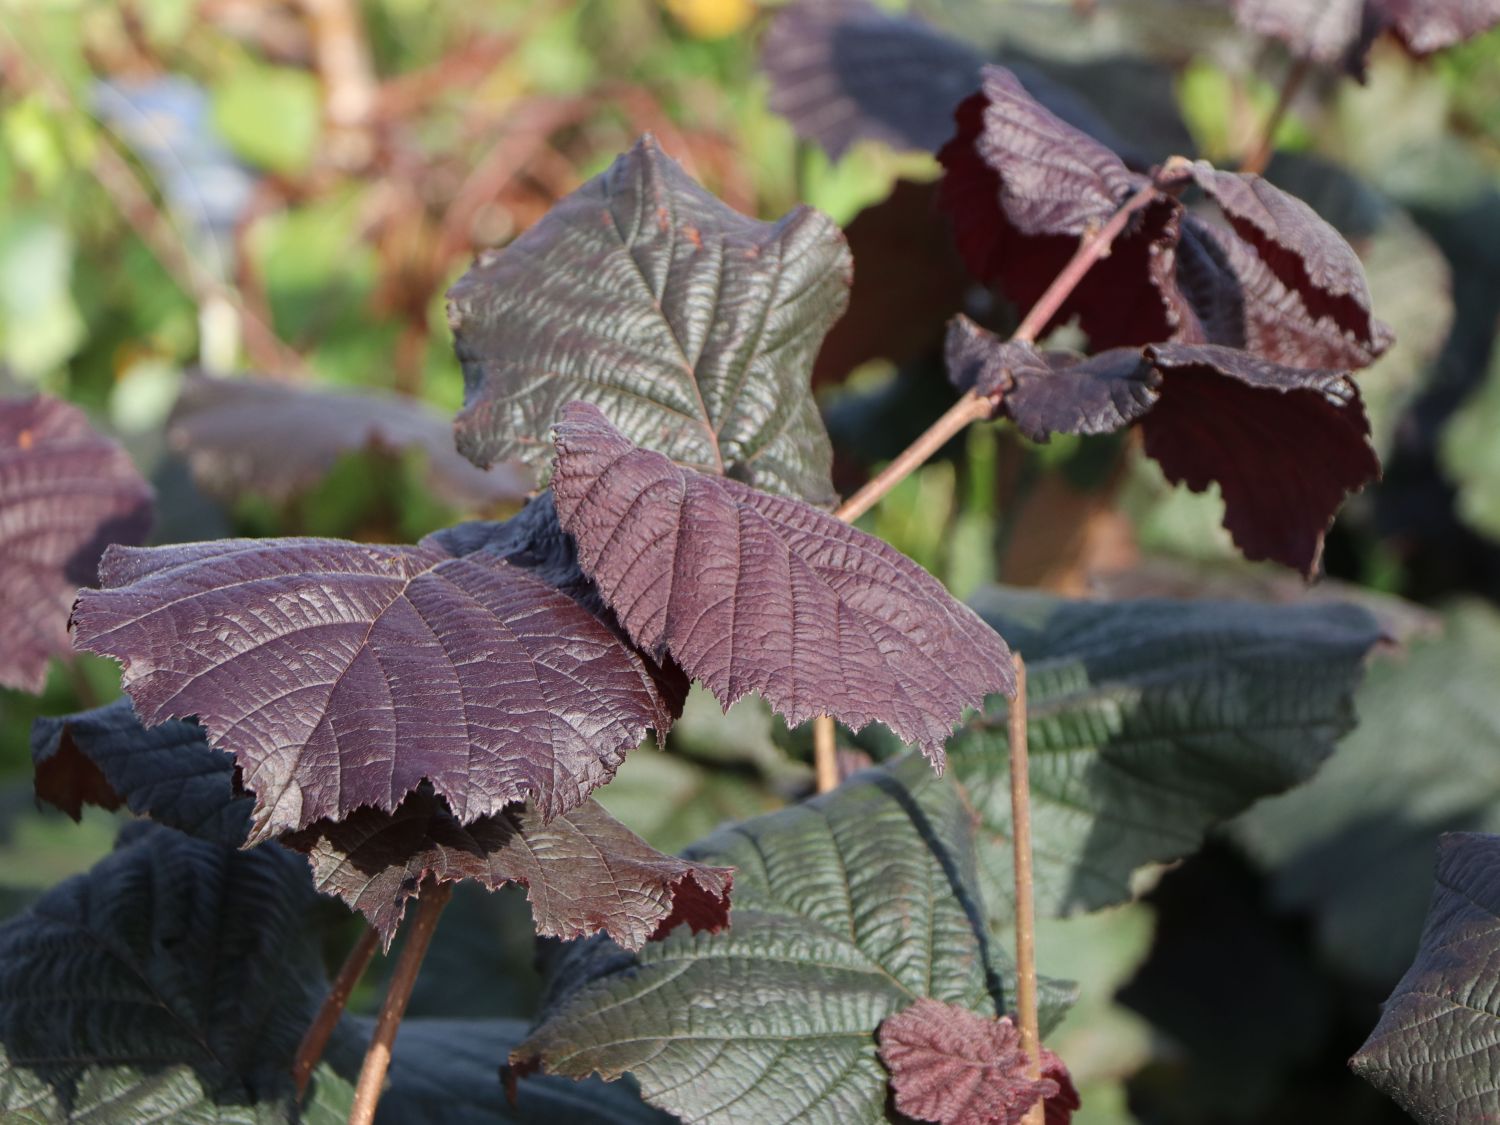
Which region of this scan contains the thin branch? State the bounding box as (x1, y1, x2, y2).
(1008, 653, 1043, 1125)
(348, 883, 452, 1125)
(1241, 57, 1309, 177)
(293, 925, 379, 1098)
(813, 715, 838, 793)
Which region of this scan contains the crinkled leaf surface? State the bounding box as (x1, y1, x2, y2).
(449, 135, 850, 506)
(514, 760, 1071, 1125)
(1352, 832, 1500, 1123)
(1232, 0, 1500, 76)
(0, 395, 153, 693)
(30, 699, 724, 952)
(168, 375, 532, 510)
(283, 789, 731, 951)
(947, 589, 1381, 923)
(0, 822, 338, 1122)
(878, 1000, 1078, 1125)
(1140, 342, 1380, 576)
(71, 524, 683, 842)
(551, 402, 1013, 758)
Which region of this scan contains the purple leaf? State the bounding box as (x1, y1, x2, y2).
(1141, 342, 1379, 576)
(1233, 0, 1500, 77)
(878, 999, 1080, 1125)
(71, 525, 683, 843)
(168, 374, 532, 509)
(0, 396, 153, 693)
(945, 317, 1160, 441)
(283, 789, 733, 951)
(448, 135, 850, 506)
(550, 401, 1013, 761)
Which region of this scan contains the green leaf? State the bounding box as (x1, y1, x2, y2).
(515, 760, 1069, 1124)
(0, 823, 340, 1122)
(952, 589, 1381, 922)
(448, 135, 851, 506)
(1352, 832, 1500, 1123)
(211, 63, 321, 176)
(1443, 345, 1500, 542)
(1236, 602, 1500, 984)
(0, 212, 84, 379)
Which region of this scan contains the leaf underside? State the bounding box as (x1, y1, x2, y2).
(550, 401, 1014, 759)
(448, 134, 850, 506)
(0, 395, 153, 693)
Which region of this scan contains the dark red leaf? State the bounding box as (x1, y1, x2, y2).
(0, 396, 153, 693)
(550, 401, 1013, 761)
(945, 317, 1160, 441)
(1233, 0, 1500, 76)
(878, 998, 1079, 1125)
(1185, 164, 1391, 360)
(1387, 0, 1500, 54)
(1140, 342, 1380, 576)
(168, 374, 532, 510)
(283, 788, 732, 951)
(71, 524, 683, 843)
(937, 66, 1188, 350)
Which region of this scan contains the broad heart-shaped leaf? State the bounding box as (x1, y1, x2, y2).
(1352, 833, 1500, 1123)
(0, 395, 153, 693)
(71, 524, 684, 843)
(1140, 342, 1380, 577)
(514, 759, 1075, 1125)
(30, 698, 728, 952)
(550, 402, 1014, 759)
(943, 589, 1382, 924)
(168, 374, 532, 510)
(283, 790, 732, 951)
(877, 1000, 1079, 1125)
(0, 821, 342, 1121)
(448, 135, 850, 507)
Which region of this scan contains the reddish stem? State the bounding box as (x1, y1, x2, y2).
(293, 925, 379, 1098)
(1241, 58, 1309, 177)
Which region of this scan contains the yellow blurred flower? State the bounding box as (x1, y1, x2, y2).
(663, 0, 755, 39)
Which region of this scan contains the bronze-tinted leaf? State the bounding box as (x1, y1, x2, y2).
(937, 66, 1187, 350)
(168, 374, 531, 509)
(0, 396, 153, 692)
(449, 135, 850, 506)
(878, 998, 1080, 1125)
(550, 401, 1013, 760)
(945, 317, 1160, 441)
(284, 789, 732, 951)
(71, 524, 683, 843)
(1141, 342, 1380, 576)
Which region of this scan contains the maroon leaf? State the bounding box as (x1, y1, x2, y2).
(282, 789, 732, 951)
(878, 999, 1080, 1125)
(168, 374, 532, 510)
(1233, 0, 1500, 76)
(550, 401, 1013, 761)
(1140, 342, 1380, 576)
(1185, 164, 1392, 360)
(945, 317, 1160, 441)
(0, 396, 153, 693)
(937, 66, 1188, 350)
(1387, 0, 1500, 54)
(71, 525, 683, 843)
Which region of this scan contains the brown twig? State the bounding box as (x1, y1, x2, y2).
(299, 0, 378, 170)
(1007, 654, 1043, 1125)
(293, 925, 380, 1099)
(348, 883, 452, 1125)
(813, 715, 838, 793)
(1241, 57, 1309, 177)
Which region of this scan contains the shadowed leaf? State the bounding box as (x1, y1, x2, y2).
(449, 135, 850, 506)
(1352, 832, 1500, 1123)
(878, 999, 1079, 1125)
(0, 395, 153, 693)
(550, 401, 1013, 760)
(168, 374, 532, 510)
(71, 521, 683, 843)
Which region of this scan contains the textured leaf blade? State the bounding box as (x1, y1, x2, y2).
(168, 374, 532, 509)
(551, 401, 1014, 758)
(514, 761, 1056, 1125)
(1352, 832, 1500, 1123)
(0, 395, 153, 692)
(952, 590, 1382, 922)
(878, 1000, 1079, 1125)
(71, 526, 683, 841)
(449, 135, 850, 505)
